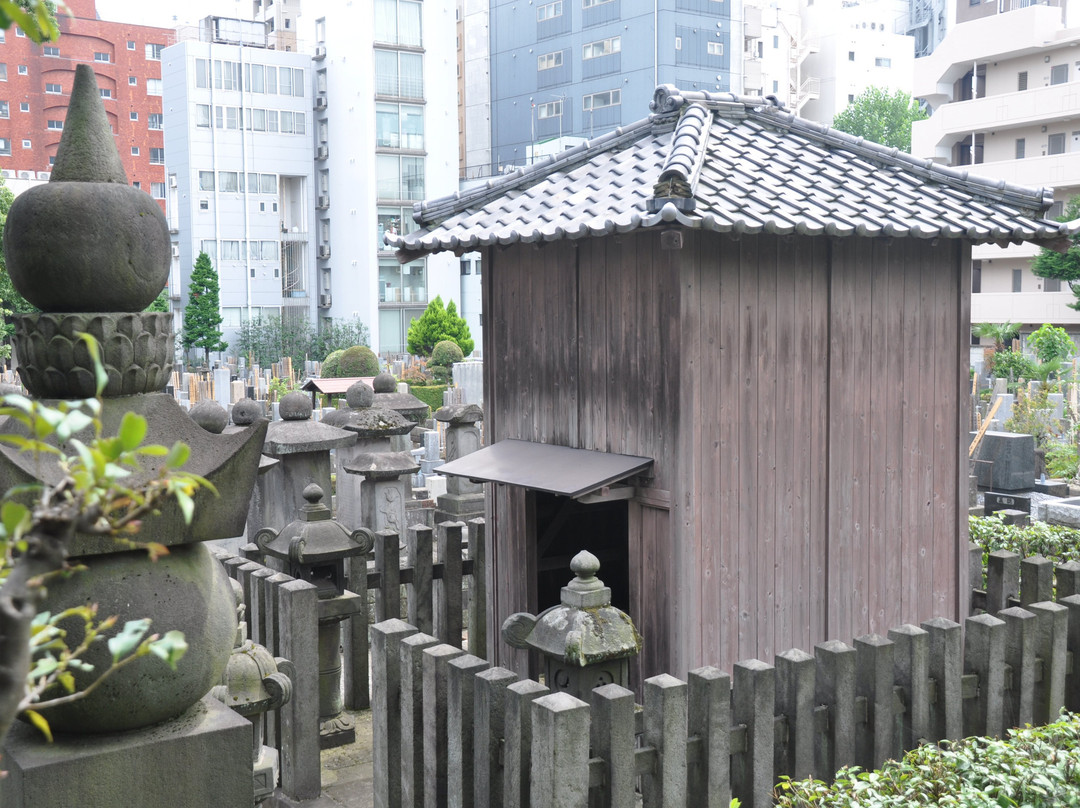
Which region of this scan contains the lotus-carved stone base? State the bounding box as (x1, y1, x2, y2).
(11, 311, 173, 398)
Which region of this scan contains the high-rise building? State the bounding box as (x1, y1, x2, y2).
(912, 0, 1078, 340)
(0, 0, 172, 207)
(161, 19, 316, 346)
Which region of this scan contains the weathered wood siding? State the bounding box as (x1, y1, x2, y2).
(482, 230, 968, 679)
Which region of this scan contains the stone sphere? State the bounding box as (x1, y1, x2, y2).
(3, 181, 170, 312)
(231, 397, 262, 426)
(372, 373, 397, 394)
(346, 381, 375, 409)
(279, 391, 312, 421)
(35, 543, 237, 734)
(189, 401, 228, 434)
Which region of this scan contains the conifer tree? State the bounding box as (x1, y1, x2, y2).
(406, 295, 474, 357)
(181, 251, 227, 365)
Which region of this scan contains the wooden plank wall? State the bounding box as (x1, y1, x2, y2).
(483, 230, 966, 679)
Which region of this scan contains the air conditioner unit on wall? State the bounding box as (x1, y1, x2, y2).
(314, 45, 326, 60)
(317, 195, 329, 209)
(318, 245, 331, 258)
(169, 175, 177, 188)
(319, 293, 331, 308)
(315, 95, 327, 110)
(316, 145, 328, 160)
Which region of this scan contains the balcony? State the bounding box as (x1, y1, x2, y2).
(972, 291, 1080, 326)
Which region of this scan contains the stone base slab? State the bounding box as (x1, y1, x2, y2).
(2, 696, 252, 808)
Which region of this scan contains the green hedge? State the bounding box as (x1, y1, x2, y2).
(775, 712, 1080, 806)
(406, 384, 446, 415)
(969, 514, 1080, 565)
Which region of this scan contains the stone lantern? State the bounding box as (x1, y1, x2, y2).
(256, 483, 373, 747)
(501, 551, 642, 701)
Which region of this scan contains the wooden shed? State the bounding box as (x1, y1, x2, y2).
(391, 86, 1076, 682)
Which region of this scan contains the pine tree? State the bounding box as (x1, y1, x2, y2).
(1033, 197, 1080, 310)
(181, 251, 227, 365)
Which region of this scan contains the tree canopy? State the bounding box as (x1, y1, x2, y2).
(180, 252, 227, 365)
(406, 296, 474, 357)
(1032, 196, 1080, 310)
(831, 86, 928, 153)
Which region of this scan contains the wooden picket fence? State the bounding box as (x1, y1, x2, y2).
(212, 518, 485, 802)
(371, 543, 1080, 808)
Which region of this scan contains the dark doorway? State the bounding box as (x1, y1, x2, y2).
(533, 491, 629, 613)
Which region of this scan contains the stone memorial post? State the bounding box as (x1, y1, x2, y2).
(434, 403, 486, 524)
(0, 65, 268, 807)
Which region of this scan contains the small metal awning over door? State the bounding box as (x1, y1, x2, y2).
(436, 439, 653, 499)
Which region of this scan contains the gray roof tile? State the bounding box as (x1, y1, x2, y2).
(391, 85, 1076, 257)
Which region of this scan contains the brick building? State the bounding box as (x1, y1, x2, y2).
(0, 0, 173, 211)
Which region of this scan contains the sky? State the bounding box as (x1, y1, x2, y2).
(92, 0, 255, 29)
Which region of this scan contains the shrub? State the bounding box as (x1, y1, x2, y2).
(429, 340, 464, 368)
(988, 349, 1036, 381)
(1046, 437, 1080, 481)
(1028, 323, 1075, 364)
(969, 514, 1080, 566)
(321, 349, 344, 378)
(775, 712, 1080, 807)
(333, 345, 379, 378)
(407, 383, 446, 413)
(400, 365, 430, 385)
(1004, 385, 1063, 449)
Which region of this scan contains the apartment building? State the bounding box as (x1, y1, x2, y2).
(0, 0, 172, 207)
(303, 0, 460, 355)
(161, 19, 316, 347)
(912, 1, 1080, 336)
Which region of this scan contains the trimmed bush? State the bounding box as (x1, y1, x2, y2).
(407, 384, 446, 414)
(775, 712, 1080, 807)
(321, 349, 344, 378)
(324, 345, 379, 378)
(970, 514, 1080, 566)
(429, 340, 464, 369)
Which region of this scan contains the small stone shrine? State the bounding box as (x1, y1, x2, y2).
(433, 403, 485, 525)
(0, 65, 268, 807)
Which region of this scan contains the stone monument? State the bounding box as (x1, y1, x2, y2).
(0, 65, 267, 808)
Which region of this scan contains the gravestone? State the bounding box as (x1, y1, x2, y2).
(970, 431, 1035, 491)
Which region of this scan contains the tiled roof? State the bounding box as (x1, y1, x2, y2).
(389, 85, 1076, 257)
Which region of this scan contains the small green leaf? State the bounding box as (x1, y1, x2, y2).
(23, 709, 52, 742)
(165, 441, 190, 469)
(148, 630, 188, 670)
(28, 654, 58, 680)
(136, 444, 169, 457)
(57, 671, 76, 693)
(175, 489, 194, 525)
(2, 501, 29, 538)
(107, 618, 151, 662)
(117, 412, 147, 452)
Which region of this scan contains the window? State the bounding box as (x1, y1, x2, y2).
(848, 51, 855, 61)
(707, 41, 724, 56)
(536, 100, 562, 119)
(1016, 138, 1025, 159)
(1049, 132, 1066, 155)
(145, 43, 165, 60)
(971, 261, 981, 293)
(848, 94, 855, 103)
(0, 66, 7, 83)
(374, 0, 423, 47)
(195, 58, 209, 89)
(376, 102, 424, 149)
(875, 57, 891, 67)
(146, 79, 162, 96)
(218, 171, 239, 192)
(47, 120, 63, 130)
(17, 65, 27, 75)
(1051, 64, 1068, 85)
(1012, 269, 1022, 293)
(675, 36, 682, 50)
(45, 83, 61, 94)
(1050, 200, 1065, 220)
(377, 154, 425, 199)
(200, 240, 217, 263)
(149, 147, 165, 165)
(773, 80, 779, 92)
(151, 182, 166, 199)
(15, 28, 23, 37)
(278, 67, 305, 97)
(220, 240, 240, 260)
(43, 46, 59, 57)
(0, 102, 8, 119)
(583, 37, 620, 59)
(536, 1, 562, 20)
(773, 35, 779, 48)
(130, 111, 138, 121)
(1018, 71, 1028, 91)
(99, 88, 112, 99)
(249, 108, 266, 131)
(0, 139, 10, 157)
(1046, 276, 1062, 292)
(214, 60, 241, 90)
(582, 0, 613, 7)
(583, 89, 620, 110)
(538, 51, 563, 70)
(20, 139, 29, 148)
(199, 199, 209, 210)
(375, 49, 423, 98)
(127, 40, 136, 50)
(148, 113, 162, 130)
(94, 52, 111, 63)
(131, 147, 139, 156)
(129, 76, 137, 86)
(18, 102, 25, 112)
(261, 174, 276, 194)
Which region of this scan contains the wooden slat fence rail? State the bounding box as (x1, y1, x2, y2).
(372, 545, 1080, 808)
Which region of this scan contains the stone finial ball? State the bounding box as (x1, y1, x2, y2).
(279, 391, 313, 421)
(346, 381, 375, 409)
(231, 398, 262, 426)
(188, 401, 228, 434)
(373, 372, 397, 394)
